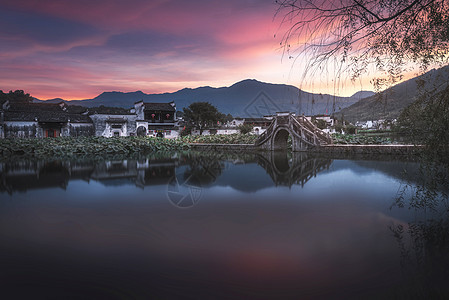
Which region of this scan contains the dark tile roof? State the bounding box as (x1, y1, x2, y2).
(4, 102, 92, 123)
(66, 105, 89, 114)
(88, 106, 134, 115)
(143, 103, 175, 112)
(9, 102, 66, 112)
(4, 111, 68, 122)
(67, 114, 93, 123)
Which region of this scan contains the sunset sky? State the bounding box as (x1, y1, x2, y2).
(1, 0, 392, 100)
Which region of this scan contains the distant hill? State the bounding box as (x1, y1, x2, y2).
(34, 79, 372, 117)
(336, 65, 449, 122)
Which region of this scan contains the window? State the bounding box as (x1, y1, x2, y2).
(113, 131, 120, 137)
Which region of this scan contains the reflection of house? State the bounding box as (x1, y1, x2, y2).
(1, 101, 93, 138)
(134, 101, 178, 138)
(0, 160, 94, 194)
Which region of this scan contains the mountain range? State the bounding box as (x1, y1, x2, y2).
(35, 79, 374, 118)
(336, 65, 449, 122)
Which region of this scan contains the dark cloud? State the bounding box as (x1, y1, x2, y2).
(0, 6, 101, 46)
(104, 30, 219, 57)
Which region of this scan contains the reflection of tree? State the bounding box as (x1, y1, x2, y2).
(182, 152, 228, 186)
(390, 159, 449, 297)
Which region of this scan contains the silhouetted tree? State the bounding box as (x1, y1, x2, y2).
(277, 0, 449, 152)
(0, 90, 34, 103)
(237, 123, 253, 134)
(276, 0, 449, 88)
(183, 102, 222, 135)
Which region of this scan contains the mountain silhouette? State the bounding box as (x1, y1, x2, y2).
(35, 79, 373, 117)
(336, 65, 449, 122)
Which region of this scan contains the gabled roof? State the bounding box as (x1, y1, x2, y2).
(4, 102, 92, 123)
(4, 111, 68, 122)
(8, 102, 66, 112)
(88, 106, 134, 115)
(143, 102, 175, 111)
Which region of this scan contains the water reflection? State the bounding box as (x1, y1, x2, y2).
(1, 152, 448, 298)
(0, 151, 333, 194)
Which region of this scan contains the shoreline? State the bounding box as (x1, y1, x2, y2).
(189, 143, 421, 155)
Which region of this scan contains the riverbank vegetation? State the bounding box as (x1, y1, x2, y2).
(0, 136, 190, 158)
(1, 132, 406, 159)
(181, 133, 258, 144)
(331, 133, 393, 145)
(0, 134, 260, 158)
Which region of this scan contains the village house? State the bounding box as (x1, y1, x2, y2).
(134, 101, 179, 138)
(1, 101, 93, 138)
(191, 116, 273, 136)
(88, 106, 137, 137)
(0, 100, 181, 138)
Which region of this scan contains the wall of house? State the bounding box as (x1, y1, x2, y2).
(68, 123, 94, 137)
(90, 114, 137, 137)
(3, 121, 39, 138)
(134, 102, 145, 120)
(216, 129, 239, 135)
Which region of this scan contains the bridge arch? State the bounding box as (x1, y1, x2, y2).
(272, 127, 291, 151)
(255, 113, 332, 151)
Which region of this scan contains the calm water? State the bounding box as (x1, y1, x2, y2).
(1, 151, 448, 299)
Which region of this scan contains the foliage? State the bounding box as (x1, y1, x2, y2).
(277, 0, 449, 155)
(237, 123, 253, 134)
(276, 0, 449, 89)
(0, 137, 190, 159)
(332, 133, 392, 144)
(183, 102, 223, 135)
(180, 133, 258, 145)
(180, 125, 192, 137)
(397, 83, 449, 163)
(345, 124, 357, 134)
(0, 90, 34, 103)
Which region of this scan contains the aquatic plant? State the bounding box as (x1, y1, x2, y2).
(0, 136, 190, 159)
(332, 133, 393, 145)
(180, 133, 258, 144)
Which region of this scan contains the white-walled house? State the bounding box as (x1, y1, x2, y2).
(134, 101, 178, 138)
(89, 113, 137, 137)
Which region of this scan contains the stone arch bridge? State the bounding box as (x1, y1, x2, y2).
(255, 113, 332, 151)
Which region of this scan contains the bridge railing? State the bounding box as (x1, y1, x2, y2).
(255, 113, 333, 148)
(290, 117, 317, 146)
(294, 115, 332, 145)
(255, 118, 276, 146)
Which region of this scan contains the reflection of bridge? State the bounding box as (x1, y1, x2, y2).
(256, 151, 332, 187)
(1, 152, 333, 194)
(255, 113, 332, 151)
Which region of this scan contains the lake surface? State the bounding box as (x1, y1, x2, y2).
(1, 151, 448, 299)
